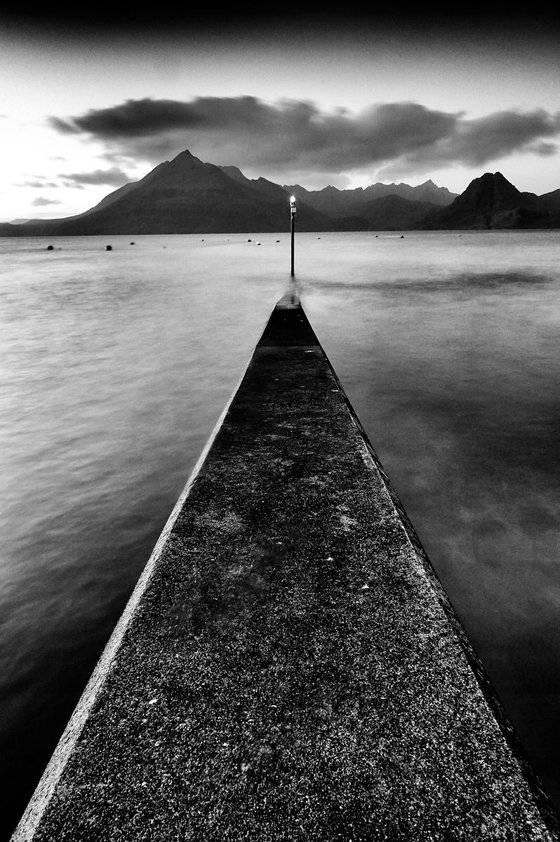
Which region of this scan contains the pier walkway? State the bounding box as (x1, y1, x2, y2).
(12, 292, 560, 840)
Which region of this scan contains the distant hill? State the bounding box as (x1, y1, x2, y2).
(285, 179, 457, 218)
(423, 172, 560, 229)
(1, 153, 559, 235)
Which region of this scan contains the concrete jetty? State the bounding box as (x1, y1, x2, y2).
(12, 292, 560, 840)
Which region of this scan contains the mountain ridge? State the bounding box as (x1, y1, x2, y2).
(285, 179, 458, 215)
(1, 151, 559, 235)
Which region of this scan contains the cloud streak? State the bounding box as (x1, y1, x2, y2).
(31, 196, 61, 206)
(48, 96, 560, 184)
(60, 167, 130, 187)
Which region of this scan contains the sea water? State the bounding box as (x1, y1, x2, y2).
(1, 230, 560, 837)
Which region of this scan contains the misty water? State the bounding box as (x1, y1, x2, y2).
(1, 230, 560, 837)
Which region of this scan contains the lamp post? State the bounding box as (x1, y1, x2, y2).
(290, 195, 296, 277)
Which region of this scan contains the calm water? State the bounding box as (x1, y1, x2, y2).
(2, 231, 560, 836)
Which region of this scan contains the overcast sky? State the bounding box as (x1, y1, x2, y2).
(1, 7, 560, 220)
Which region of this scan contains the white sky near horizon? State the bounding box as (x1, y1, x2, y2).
(1, 14, 560, 220)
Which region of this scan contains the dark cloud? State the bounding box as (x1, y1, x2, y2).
(431, 109, 560, 166)
(48, 96, 560, 184)
(50, 99, 204, 137)
(378, 108, 560, 180)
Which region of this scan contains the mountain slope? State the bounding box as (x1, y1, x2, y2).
(358, 195, 438, 229)
(538, 188, 560, 213)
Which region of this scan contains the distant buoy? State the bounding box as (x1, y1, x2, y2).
(247, 238, 252, 242)
(106, 245, 112, 251)
(129, 241, 135, 245)
(46, 245, 54, 250)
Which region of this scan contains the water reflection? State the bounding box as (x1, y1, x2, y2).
(301, 240, 560, 810)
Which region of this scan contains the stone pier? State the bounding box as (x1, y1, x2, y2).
(12, 292, 560, 840)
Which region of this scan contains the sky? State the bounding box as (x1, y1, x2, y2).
(1, 6, 560, 220)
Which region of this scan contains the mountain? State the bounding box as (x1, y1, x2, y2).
(353, 195, 440, 230)
(0, 151, 333, 236)
(538, 188, 560, 213)
(424, 172, 560, 229)
(1, 155, 559, 236)
(285, 180, 457, 218)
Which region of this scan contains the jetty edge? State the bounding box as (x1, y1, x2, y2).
(11, 291, 560, 841)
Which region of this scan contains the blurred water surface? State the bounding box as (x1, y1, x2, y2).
(1, 231, 560, 836)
